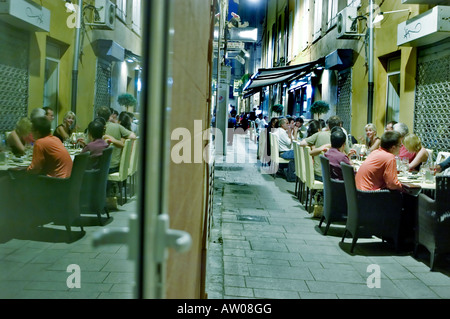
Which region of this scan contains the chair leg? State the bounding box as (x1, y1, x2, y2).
(104, 207, 110, 219)
(97, 211, 103, 226)
(350, 237, 358, 253)
(118, 181, 123, 205)
(65, 225, 72, 242)
(430, 251, 436, 271)
(341, 229, 347, 242)
(123, 180, 127, 204)
(305, 188, 309, 211)
(308, 190, 314, 213)
(294, 178, 298, 196)
(324, 222, 331, 236)
(318, 215, 324, 228)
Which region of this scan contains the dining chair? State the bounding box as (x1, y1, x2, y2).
(108, 139, 133, 205)
(32, 152, 90, 239)
(293, 141, 302, 197)
(297, 143, 307, 203)
(258, 128, 269, 166)
(340, 162, 403, 253)
(80, 146, 113, 225)
(318, 155, 347, 235)
(414, 176, 450, 270)
(302, 146, 323, 213)
(269, 132, 289, 178)
(128, 138, 139, 197)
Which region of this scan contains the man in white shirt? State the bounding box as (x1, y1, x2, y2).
(274, 117, 298, 181)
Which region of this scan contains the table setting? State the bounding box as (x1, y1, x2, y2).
(0, 151, 32, 170)
(397, 160, 436, 191)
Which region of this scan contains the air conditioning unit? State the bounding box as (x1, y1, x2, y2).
(94, 0, 116, 30)
(336, 6, 358, 39)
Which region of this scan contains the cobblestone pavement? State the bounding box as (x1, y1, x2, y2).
(205, 133, 450, 299)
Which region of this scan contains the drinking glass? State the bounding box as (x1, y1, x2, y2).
(396, 156, 401, 173)
(401, 162, 408, 176)
(426, 162, 436, 183)
(420, 163, 428, 183)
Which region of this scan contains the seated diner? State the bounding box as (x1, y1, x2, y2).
(355, 131, 403, 192)
(27, 117, 73, 178)
(6, 117, 34, 157)
(393, 123, 428, 171)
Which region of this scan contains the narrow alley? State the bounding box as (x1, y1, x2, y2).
(205, 133, 450, 299)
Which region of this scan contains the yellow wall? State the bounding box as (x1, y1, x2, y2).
(28, 0, 142, 131)
(349, 2, 423, 139)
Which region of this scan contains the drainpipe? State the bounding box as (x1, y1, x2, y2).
(71, 0, 83, 114)
(367, 0, 374, 123)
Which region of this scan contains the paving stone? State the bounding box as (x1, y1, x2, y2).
(245, 276, 309, 292)
(248, 264, 314, 281)
(306, 281, 378, 297)
(253, 288, 300, 299)
(392, 279, 441, 298)
(224, 286, 254, 298)
(310, 268, 365, 284)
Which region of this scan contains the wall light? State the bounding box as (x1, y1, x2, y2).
(373, 9, 410, 24)
(65, 0, 76, 13)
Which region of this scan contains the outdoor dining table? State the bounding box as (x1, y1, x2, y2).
(0, 147, 82, 172)
(0, 152, 32, 171)
(351, 159, 436, 191)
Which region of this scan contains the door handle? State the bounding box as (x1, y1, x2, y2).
(155, 214, 192, 263)
(92, 213, 192, 262)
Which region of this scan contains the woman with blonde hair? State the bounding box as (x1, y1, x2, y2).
(364, 123, 381, 153)
(53, 111, 77, 143)
(6, 117, 34, 156)
(402, 133, 429, 171)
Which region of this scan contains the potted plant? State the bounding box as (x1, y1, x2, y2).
(310, 100, 330, 119)
(117, 93, 137, 112)
(271, 104, 284, 117)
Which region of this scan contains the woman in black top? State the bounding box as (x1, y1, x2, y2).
(53, 111, 77, 143)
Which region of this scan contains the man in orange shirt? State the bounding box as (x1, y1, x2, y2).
(355, 131, 403, 191)
(27, 117, 73, 178)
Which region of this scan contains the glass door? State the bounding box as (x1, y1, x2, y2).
(385, 57, 401, 125)
(0, 0, 193, 299)
(385, 72, 400, 124)
(44, 44, 59, 130)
